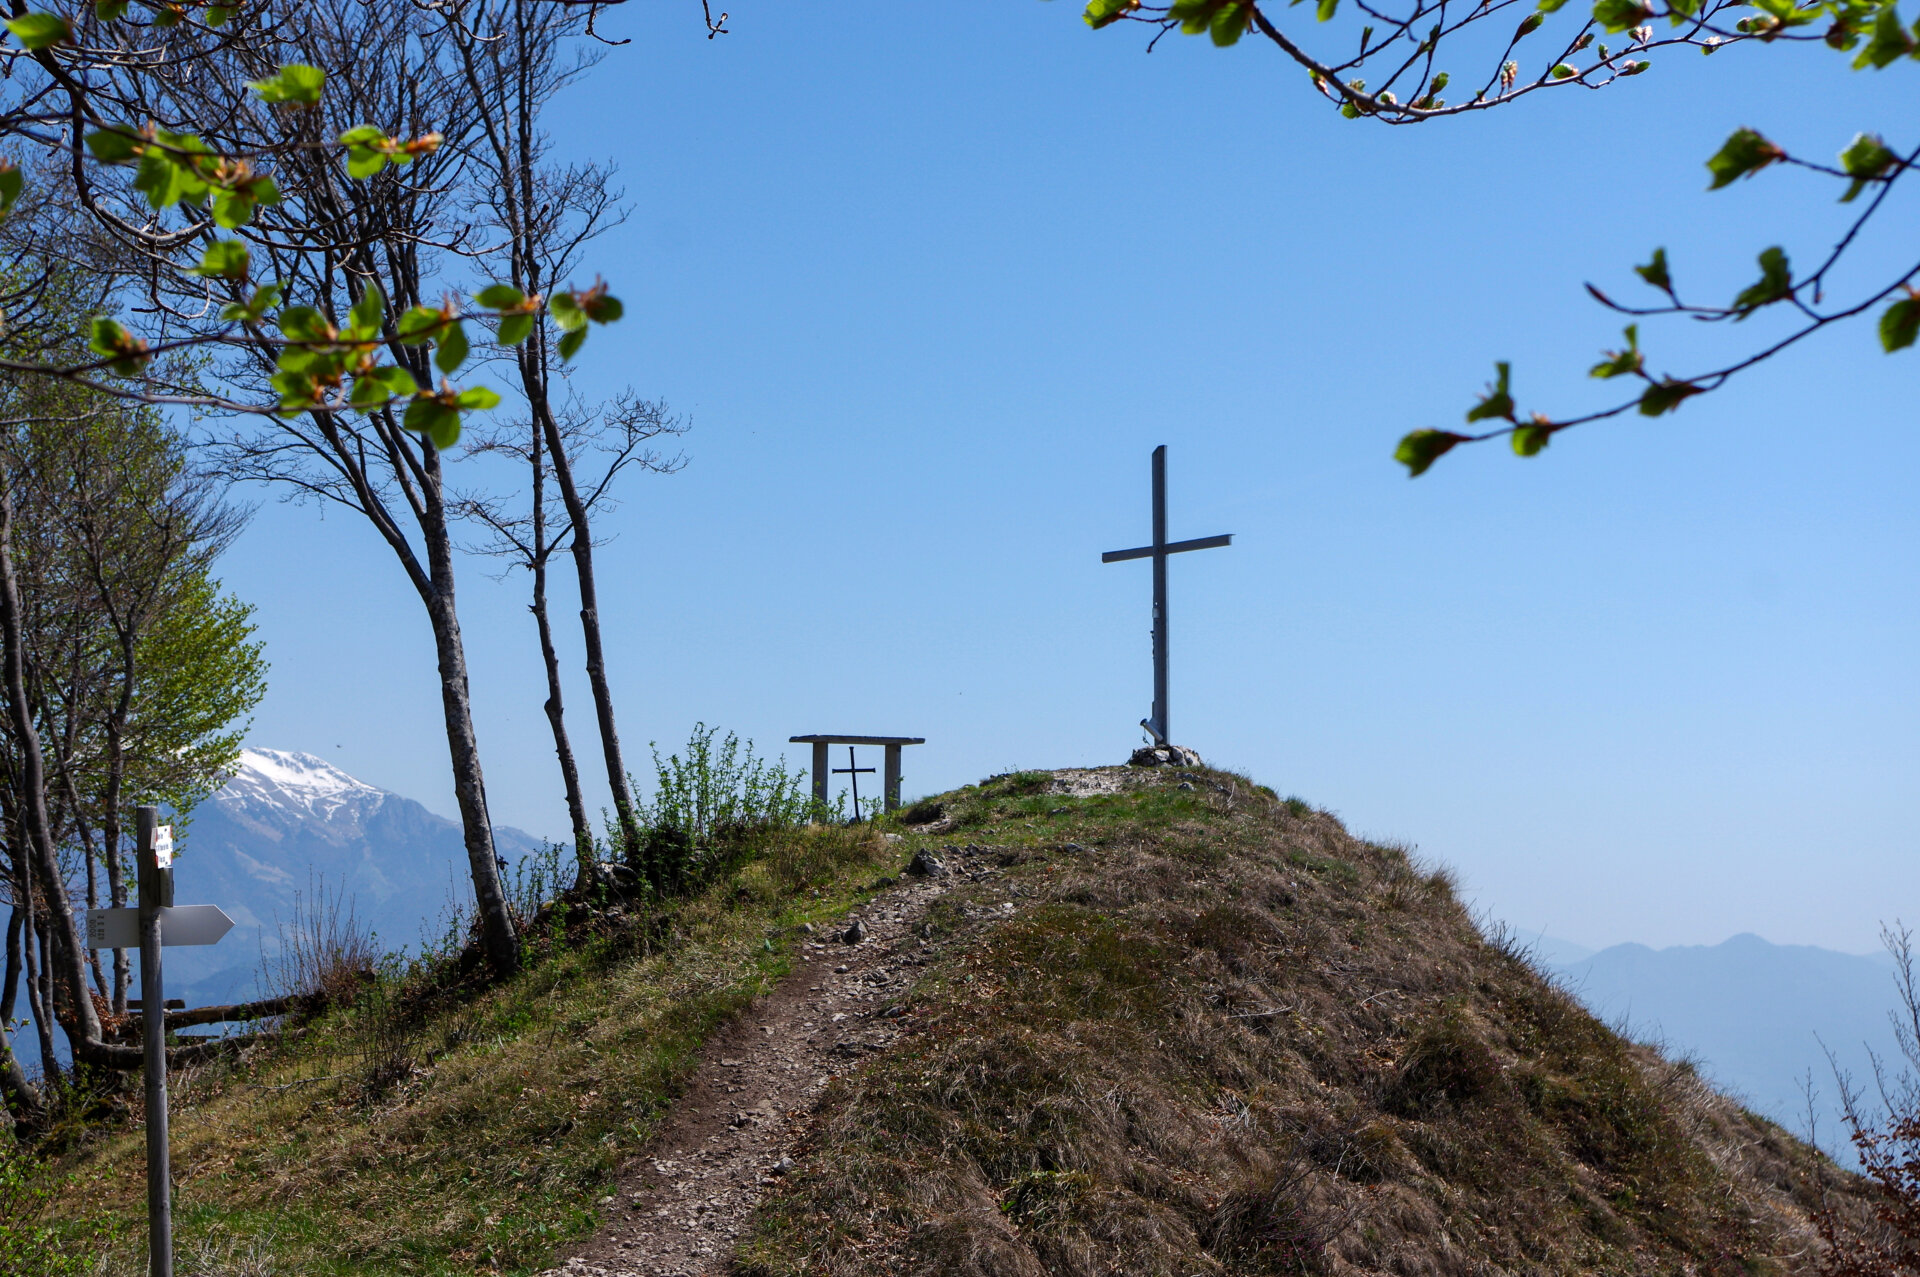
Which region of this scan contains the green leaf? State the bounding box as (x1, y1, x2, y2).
(1839, 132, 1898, 202)
(212, 188, 256, 229)
(1511, 424, 1554, 456)
(475, 284, 525, 310)
(1589, 325, 1643, 378)
(1465, 361, 1515, 423)
(1516, 11, 1544, 36)
(220, 282, 283, 323)
(345, 146, 389, 180)
(5, 14, 72, 49)
(247, 64, 327, 106)
(1537, 0, 1571, 12)
(456, 385, 502, 411)
(97, 0, 130, 20)
(191, 239, 251, 279)
(1083, 0, 1134, 28)
(1591, 0, 1651, 30)
(349, 365, 418, 411)
(88, 317, 149, 375)
(1634, 246, 1672, 293)
(1212, 0, 1250, 44)
(350, 373, 391, 411)
(404, 397, 462, 449)
(497, 313, 534, 347)
(206, 4, 231, 26)
(396, 306, 443, 346)
(278, 305, 331, 343)
(557, 326, 587, 361)
(348, 286, 385, 339)
(1637, 379, 1699, 416)
(1316, 0, 1339, 20)
(1879, 297, 1920, 351)
(1705, 127, 1783, 189)
(0, 165, 21, 220)
(549, 292, 587, 332)
(434, 321, 469, 374)
(1731, 245, 1791, 315)
(1168, 0, 1221, 34)
(1394, 429, 1467, 477)
(582, 292, 623, 324)
(1549, 62, 1578, 77)
(1854, 3, 1914, 65)
(85, 127, 143, 164)
(271, 369, 318, 409)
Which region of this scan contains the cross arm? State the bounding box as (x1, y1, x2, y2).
(1101, 533, 1233, 564)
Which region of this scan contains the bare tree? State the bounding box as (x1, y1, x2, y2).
(458, 391, 686, 890)
(446, 0, 666, 867)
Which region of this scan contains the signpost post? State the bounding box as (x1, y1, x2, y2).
(136, 806, 173, 1277)
(83, 807, 236, 1277)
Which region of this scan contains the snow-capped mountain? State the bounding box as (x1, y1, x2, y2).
(160, 749, 547, 1004)
(215, 748, 388, 825)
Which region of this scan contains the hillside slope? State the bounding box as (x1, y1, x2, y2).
(46, 765, 1867, 1276)
(734, 767, 1861, 1276)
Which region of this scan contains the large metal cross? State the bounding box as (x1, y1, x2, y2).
(1101, 445, 1231, 747)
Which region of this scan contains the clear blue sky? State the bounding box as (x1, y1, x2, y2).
(218, 3, 1915, 954)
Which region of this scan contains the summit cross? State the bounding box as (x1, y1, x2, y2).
(1101, 444, 1232, 747)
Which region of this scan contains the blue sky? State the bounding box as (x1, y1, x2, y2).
(219, 3, 1916, 954)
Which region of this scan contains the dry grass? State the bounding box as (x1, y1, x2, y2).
(737, 766, 1872, 1276)
(44, 822, 896, 1275)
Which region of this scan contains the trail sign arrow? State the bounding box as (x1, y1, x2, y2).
(85, 904, 234, 950)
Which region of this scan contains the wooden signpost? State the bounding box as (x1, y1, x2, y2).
(84, 806, 236, 1277)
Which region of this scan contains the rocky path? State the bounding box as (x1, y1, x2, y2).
(542, 843, 987, 1277)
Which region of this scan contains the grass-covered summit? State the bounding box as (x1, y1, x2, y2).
(44, 764, 1861, 1275)
(740, 765, 1859, 1275)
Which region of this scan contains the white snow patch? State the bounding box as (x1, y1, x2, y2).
(219, 748, 386, 821)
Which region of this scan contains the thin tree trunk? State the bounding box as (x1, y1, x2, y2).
(0, 485, 103, 1052)
(1, 907, 20, 1023)
(0, 912, 42, 1128)
(531, 377, 643, 864)
(419, 448, 518, 975)
(528, 426, 596, 890)
(102, 717, 130, 1013)
(75, 811, 108, 1000)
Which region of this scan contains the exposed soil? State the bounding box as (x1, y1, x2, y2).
(538, 842, 991, 1277)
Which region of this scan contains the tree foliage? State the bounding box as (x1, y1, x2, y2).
(1067, 0, 1916, 472)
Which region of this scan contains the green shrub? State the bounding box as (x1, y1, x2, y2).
(630, 724, 812, 894)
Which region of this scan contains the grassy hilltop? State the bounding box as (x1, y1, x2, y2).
(43, 765, 1863, 1275)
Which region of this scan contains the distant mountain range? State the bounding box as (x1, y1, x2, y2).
(1544, 933, 1901, 1156)
(131, 748, 548, 1008)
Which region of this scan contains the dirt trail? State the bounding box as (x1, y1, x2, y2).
(540, 842, 991, 1277)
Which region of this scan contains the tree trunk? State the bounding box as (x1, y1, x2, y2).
(531, 387, 643, 865)
(0, 486, 103, 1053)
(102, 715, 131, 1014)
(418, 447, 519, 975)
(1, 907, 19, 1023)
(535, 550, 595, 891)
(527, 425, 596, 890)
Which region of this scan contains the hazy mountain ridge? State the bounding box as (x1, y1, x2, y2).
(1547, 931, 1900, 1155)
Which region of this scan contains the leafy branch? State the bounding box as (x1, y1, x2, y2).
(1066, 0, 1920, 474)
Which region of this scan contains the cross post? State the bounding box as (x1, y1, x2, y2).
(831, 746, 877, 818)
(1101, 445, 1231, 746)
